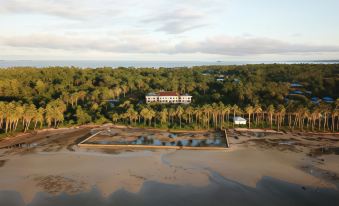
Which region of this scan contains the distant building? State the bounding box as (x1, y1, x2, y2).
(290, 83, 303, 87)
(146, 91, 192, 104)
(290, 90, 304, 95)
(233, 78, 240, 84)
(233, 117, 247, 125)
(311, 97, 319, 104)
(323, 97, 334, 103)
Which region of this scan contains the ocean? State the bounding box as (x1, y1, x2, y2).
(0, 60, 338, 68)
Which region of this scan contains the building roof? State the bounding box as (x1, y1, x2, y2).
(291, 83, 303, 87)
(146, 91, 192, 97)
(146, 92, 157, 96)
(234, 117, 246, 122)
(158, 91, 179, 96)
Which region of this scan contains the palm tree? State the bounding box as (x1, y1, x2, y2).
(148, 108, 156, 127)
(126, 107, 138, 124)
(202, 104, 212, 129)
(320, 103, 331, 132)
(331, 108, 338, 132)
(0, 102, 5, 129)
(245, 105, 254, 129)
(194, 107, 203, 128)
(34, 108, 45, 129)
(140, 108, 149, 125)
(4, 102, 16, 133)
(267, 105, 275, 129)
(223, 104, 231, 128)
(176, 106, 184, 128)
(276, 105, 286, 131)
(211, 103, 219, 129)
(185, 106, 193, 124)
(112, 113, 120, 124)
(160, 108, 168, 126)
(45, 99, 66, 128)
(254, 104, 262, 126)
(232, 104, 240, 128)
(113, 87, 122, 99)
(218, 103, 226, 129)
(23, 104, 37, 132)
(121, 84, 129, 97)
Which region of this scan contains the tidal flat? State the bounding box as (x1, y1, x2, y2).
(0, 126, 338, 206)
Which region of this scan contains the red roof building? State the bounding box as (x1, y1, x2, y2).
(146, 91, 192, 104)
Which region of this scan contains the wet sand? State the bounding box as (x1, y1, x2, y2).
(0, 126, 338, 205)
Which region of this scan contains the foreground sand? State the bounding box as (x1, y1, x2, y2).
(0, 126, 338, 204)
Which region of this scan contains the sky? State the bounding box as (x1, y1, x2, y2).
(0, 0, 339, 61)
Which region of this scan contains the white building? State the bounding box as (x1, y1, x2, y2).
(146, 91, 192, 104)
(233, 116, 247, 125)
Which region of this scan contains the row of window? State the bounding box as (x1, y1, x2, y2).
(147, 97, 191, 100)
(147, 100, 191, 103)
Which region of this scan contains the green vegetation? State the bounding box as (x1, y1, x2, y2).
(0, 64, 338, 134)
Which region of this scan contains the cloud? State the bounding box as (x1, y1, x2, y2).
(0, 0, 219, 33)
(1, 34, 339, 56)
(0, 34, 171, 53)
(0, 0, 119, 20)
(175, 36, 339, 55)
(143, 8, 208, 34)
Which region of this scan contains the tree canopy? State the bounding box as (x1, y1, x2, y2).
(0, 64, 338, 133)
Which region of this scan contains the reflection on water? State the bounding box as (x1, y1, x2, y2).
(93, 133, 226, 148)
(1, 176, 339, 206)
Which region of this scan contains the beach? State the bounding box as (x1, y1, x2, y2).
(0, 126, 338, 205)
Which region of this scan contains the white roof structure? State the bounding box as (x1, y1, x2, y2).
(234, 116, 247, 125)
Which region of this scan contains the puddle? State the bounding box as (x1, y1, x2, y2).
(0, 159, 7, 167)
(309, 147, 339, 157)
(278, 141, 296, 145)
(90, 135, 226, 148)
(88, 132, 226, 148)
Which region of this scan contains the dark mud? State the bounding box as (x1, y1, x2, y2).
(1, 176, 339, 206)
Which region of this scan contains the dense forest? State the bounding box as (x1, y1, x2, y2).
(0, 64, 338, 134)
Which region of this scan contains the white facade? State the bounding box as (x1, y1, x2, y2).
(146, 92, 192, 104)
(233, 117, 247, 125)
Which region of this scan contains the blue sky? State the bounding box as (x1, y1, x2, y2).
(0, 0, 339, 61)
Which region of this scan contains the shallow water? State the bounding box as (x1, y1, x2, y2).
(311, 147, 339, 156)
(1, 176, 339, 206)
(92, 134, 226, 148)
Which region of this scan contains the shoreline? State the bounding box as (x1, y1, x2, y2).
(1, 124, 338, 149)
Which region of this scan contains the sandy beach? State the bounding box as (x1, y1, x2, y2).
(0, 126, 338, 205)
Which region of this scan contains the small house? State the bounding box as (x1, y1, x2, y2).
(234, 117, 247, 125)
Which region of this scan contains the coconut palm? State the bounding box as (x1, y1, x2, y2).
(140, 108, 149, 125)
(167, 108, 175, 124)
(194, 107, 203, 128)
(267, 105, 275, 129)
(254, 104, 262, 126)
(160, 108, 168, 125)
(176, 106, 184, 128)
(34, 108, 45, 129)
(185, 106, 194, 124)
(211, 103, 219, 129)
(0, 102, 5, 129)
(232, 104, 240, 128)
(23, 104, 37, 132)
(276, 105, 286, 131)
(112, 113, 119, 124)
(245, 105, 254, 129)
